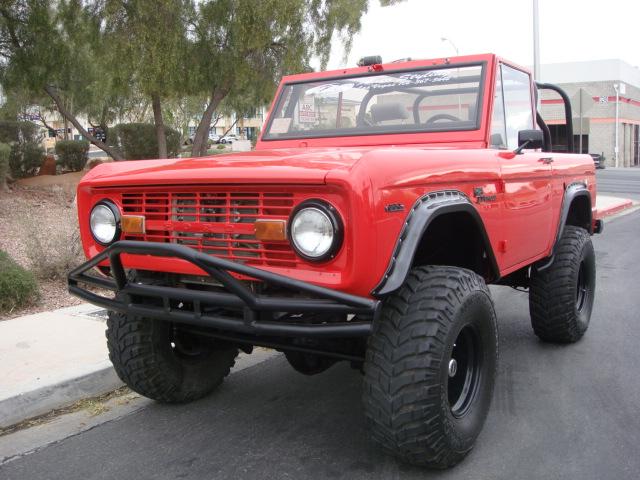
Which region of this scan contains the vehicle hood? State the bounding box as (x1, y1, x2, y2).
(80, 148, 372, 187)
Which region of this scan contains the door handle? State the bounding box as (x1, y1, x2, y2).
(539, 157, 554, 164)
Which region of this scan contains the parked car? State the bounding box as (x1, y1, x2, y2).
(183, 132, 221, 146)
(218, 133, 238, 144)
(69, 53, 602, 469)
(590, 152, 606, 169)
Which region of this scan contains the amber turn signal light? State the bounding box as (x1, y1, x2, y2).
(121, 215, 145, 234)
(255, 219, 287, 241)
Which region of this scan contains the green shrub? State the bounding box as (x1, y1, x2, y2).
(0, 250, 39, 312)
(216, 144, 225, 150)
(55, 140, 89, 171)
(0, 121, 44, 178)
(0, 142, 9, 189)
(24, 203, 84, 280)
(107, 123, 181, 160)
(9, 142, 44, 178)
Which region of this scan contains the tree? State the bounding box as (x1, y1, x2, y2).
(187, 0, 403, 157)
(1, 0, 404, 161)
(101, 0, 189, 158)
(103, 0, 405, 157)
(0, 0, 127, 159)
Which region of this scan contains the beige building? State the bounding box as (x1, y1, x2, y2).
(539, 59, 640, 167)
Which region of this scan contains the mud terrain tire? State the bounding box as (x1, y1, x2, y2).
(529, 225, 595, 343)
(107, 311, 238, 403)
(363, 266, 498, 468)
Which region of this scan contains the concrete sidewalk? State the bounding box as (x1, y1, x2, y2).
(595, 195, 636, 218)
(0, 304, 121, 428)
(0, 193, 636, 430)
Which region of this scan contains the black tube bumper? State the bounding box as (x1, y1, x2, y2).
(68, 241, 379, 338)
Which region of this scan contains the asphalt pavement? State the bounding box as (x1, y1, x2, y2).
(597, 167, 640, 199)
(2, 206, 640, 479)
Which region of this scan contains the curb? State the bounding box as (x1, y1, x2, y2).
(0, 362, 123, 429)
(0, 347, 280, 431)
(597, 199, 635, 219)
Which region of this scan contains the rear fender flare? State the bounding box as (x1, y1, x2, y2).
(373, 190, 499, 296)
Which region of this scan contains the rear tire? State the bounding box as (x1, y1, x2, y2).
(107, 312, 238, 403)
(363, 266, 498, 468)
(529, 225, 596, 343)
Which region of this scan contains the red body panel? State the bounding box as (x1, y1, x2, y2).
(76, 53, 596, 298)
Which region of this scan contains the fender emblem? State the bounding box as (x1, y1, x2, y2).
(473, 187, 497, 204)
(385, 203, 405, 213)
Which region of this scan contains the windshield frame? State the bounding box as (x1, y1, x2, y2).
(261, 61, 487, 142)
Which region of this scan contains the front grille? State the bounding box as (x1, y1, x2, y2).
(121, 190, 298, 267)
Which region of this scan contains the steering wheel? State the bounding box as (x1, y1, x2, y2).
(425, 113, 461, 125)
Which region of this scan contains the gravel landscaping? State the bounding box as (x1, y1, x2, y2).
(0, 173, 86, 320)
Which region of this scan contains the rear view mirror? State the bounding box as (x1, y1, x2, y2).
(517, 130, 544, 151)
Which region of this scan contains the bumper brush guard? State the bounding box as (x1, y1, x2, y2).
(68, 240, 379, 338)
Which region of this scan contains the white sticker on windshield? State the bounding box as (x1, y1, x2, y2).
(270, 117, 292, 134)
(299, 96, 316, 124)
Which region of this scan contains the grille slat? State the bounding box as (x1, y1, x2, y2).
(121, 190, 298, 267)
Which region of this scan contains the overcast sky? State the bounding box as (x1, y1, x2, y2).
(322, 0, 638, 72)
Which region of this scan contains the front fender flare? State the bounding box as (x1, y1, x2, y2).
(536, 182, 591, 271)
(373, 190, 499, 296)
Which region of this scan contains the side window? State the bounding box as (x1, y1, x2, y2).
(490, 67, 506, 148)
(501, 65, 534, 149)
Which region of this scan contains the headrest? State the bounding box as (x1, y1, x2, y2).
(370, 103, 408, 123)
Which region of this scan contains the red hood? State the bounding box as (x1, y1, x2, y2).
(80, 148, 371, 187)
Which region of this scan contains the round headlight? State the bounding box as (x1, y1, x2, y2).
(90, 202, 119, 245)
(290, 201, 343, 261)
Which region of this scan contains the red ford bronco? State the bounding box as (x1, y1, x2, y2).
(69, 53, 601, 468)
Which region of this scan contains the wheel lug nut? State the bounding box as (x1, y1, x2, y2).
(448, 359, 458, 377)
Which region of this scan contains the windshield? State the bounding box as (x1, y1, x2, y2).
(263, 64, 484, 141)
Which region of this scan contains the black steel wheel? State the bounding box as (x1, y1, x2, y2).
(448, 325, 482, 417)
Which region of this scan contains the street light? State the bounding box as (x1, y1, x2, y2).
(440, 37, 459, 56)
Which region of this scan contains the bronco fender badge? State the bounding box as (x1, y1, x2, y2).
(473, 187, 497, 204)
(385, 203, 405, 213)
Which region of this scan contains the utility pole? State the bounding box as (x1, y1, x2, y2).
(614, 83, 620, 167)
(533, 0, 540, 81)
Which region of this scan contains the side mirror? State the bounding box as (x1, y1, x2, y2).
(516, 129, 544, 153)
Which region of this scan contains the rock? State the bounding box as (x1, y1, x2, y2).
(38, 155, 57, 176)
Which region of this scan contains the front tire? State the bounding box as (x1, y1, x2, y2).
(529, 225, 596, 343)
(107, 312, 238, 403)
(363, 266, 498, 468)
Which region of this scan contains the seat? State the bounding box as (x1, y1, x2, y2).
(370, 103, 408, 124)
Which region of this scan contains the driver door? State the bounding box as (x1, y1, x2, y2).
(492, 64, 553, 269)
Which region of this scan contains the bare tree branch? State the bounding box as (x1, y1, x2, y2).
(44, 85, 124, 160)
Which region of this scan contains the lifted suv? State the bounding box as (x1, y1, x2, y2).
(70, 54, 601, 468)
